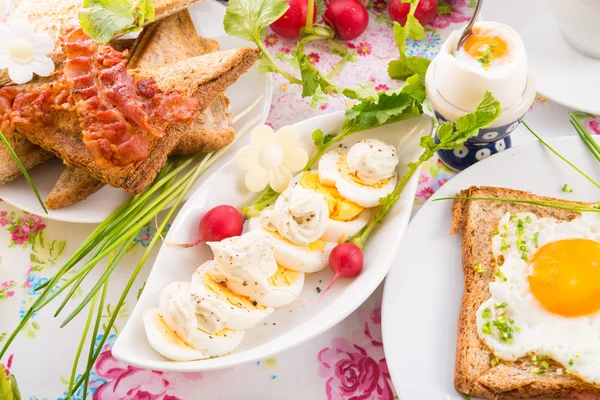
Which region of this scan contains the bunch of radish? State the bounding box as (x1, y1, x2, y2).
(269, 0, 439, 41)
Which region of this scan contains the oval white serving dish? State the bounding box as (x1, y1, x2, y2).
(112, 111, 434, 372)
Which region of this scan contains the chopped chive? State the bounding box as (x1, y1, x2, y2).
(482, 308, 491, 319)
(490, 357, 500, 367)
(569, 358, 574, 366)
(496, 269, 508, 281)
(474, 262, 486, 273)
(521, 252, 528, 260)
(533, 232, 540, 248)
(482, 321, 492, 335)
(562, 184, 574, 193)
(494, 302, 508, 309)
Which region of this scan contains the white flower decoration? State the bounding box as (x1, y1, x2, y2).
(0, 19, 55, 84)
(236, 125, 309, 193)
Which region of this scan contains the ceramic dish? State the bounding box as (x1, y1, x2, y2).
(381, 136, 600, 399)
(0, 0, 273, 224)
(484, 0, 600, 115)
(112, 111, 434, 372)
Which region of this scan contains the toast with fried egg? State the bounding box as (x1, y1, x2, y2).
(451, 186, 600, 399)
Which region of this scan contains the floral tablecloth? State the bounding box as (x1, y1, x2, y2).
(1, 1, 600, 399)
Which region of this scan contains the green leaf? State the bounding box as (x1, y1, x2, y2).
(316, 0, 326, 17)
(405, 15, 425, 40)
(388, 56, 431, 81)
(399, 74, 426, 103)
(392, 21, 407, 53)
(224, 0, 288, 43)
(343, 91, 423, 134)
(311, 129, 325, 148)
(79, 0, 156, 44)
(0, 367, 21, 400)
(298, 55, 321, 98)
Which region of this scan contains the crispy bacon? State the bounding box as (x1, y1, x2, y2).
(0, 28, 198, 167)
(58, 27, 198, 166)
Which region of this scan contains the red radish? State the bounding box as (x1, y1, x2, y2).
(313, 243, 364, 299)
(270, 0, 317, 38)
(387, 0, 439, 27)
(166, 205, 244, 248)
(324, 0, 369, 40)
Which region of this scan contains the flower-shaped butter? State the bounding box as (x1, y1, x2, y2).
(236, 125, 308, 192)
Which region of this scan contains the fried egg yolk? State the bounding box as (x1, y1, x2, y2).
(528, 238, 600, 317)
(463, 28, 508, 65)
(299, 171, 363, 221)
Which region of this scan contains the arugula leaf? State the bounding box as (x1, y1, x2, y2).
(79, 0, 156, 44)
(0, 366, 21, 400)
(405, 15, 425, 40)
(224, 0, 288, 43)
(343, 93, 414, 133)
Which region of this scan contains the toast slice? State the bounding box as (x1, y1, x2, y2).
(451, 186, 600, 399)
(11, 47, 258, 194)
(0, 133, 53, 185)
(0, 0, 204, 86)
(45, 11, 234, 209)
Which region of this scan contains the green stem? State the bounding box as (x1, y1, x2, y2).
(82, 265, 110, 400)
(327, 40, 352, 79)
(433, 196, 600, 213)
(0, 130, 48, 214)
(257, 41, 302, 85)
(305, 0, 315, 33)
(570, 111, 600, 162)
(349, 161, 421, 247)
(71, 153, 215, 395)
(523, 121, 600, 189)
(66, 291, 97, 400)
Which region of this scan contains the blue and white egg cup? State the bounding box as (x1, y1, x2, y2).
(425, 58, 537, 172)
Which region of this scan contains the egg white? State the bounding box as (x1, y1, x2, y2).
(318, 150, 397, 208)
(143, 309, 208, 361)
(248, 217, 335, 273)
(322, 208, 372, 243)
(477, 211, 600, 383)
(191, 261, 274, 330)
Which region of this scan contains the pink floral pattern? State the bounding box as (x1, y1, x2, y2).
(584, 118, 600, 135)
(93, 347, 203, 399)
(318, 303, 393, 400)
(429, 0, 472, 29)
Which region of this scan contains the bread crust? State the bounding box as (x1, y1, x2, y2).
(452, 186, 600, 399)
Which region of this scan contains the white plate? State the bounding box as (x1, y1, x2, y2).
(484, 0, 600, 115)
(0, 0, 273, 224)
(112, 112, 434, 372)
(381, 136, 600, 399)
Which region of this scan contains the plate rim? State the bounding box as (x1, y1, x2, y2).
(112, 111, 434, 372)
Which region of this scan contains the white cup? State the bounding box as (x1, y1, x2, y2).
(546, 0, 600, 59)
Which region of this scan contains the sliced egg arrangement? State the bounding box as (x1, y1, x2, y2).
(477, 210, 600, 383)
(145, 138, 401, 361)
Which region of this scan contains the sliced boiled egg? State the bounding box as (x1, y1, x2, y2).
(191, 260, 274, 330)
(143, 309, 208, 361)
(294, 171, 372, 243)
(248, 217, 336, 273)
(318, 142, 398, 208)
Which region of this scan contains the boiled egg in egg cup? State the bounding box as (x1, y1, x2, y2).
(477, 210, 600, 383)
(426, 21, 537, 171)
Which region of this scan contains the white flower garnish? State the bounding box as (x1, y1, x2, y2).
(0, 19, 55, 84)
(236, 124, 308, 193)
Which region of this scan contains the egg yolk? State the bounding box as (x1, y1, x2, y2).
(299, 172, 363, 221)
(528, 239, 600, 317)
(268, 265, 302, 287)
(463, 28, 508, 66)
(204, 273, 268, 310)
